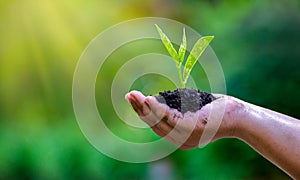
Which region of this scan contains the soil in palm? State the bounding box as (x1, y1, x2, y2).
(155, 88, 216, 114)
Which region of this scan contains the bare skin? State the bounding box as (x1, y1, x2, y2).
(125, 90, 300, 179)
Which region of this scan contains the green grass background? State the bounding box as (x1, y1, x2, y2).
(1, 0, 300, 179)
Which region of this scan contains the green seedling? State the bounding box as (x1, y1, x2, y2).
(155, 24, 214, 88)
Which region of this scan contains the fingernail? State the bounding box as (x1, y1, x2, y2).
(125, 93, 131, 102)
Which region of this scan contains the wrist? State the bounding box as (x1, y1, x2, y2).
(226, 97, 255, 140)
(218, 96, 249, 139)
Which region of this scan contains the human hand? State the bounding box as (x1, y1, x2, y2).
(126, 91, 300, 178)
(125, 91, 241, 150)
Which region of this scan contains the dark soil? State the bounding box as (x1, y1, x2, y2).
(155, 88, 216, 114)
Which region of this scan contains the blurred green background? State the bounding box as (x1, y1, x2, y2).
(1, 0, 300, 179)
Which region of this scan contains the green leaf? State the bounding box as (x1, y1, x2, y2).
(155, 24, 178, 62)
(178, 27, 186, 64)
(183, 36, 214, 83)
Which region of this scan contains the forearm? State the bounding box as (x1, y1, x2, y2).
(234, 100, 300, 178)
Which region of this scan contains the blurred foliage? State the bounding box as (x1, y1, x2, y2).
(0, 0, 299, 179)
(229, 1, 300, 118)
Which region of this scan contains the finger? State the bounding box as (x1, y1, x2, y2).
(151, 126, 166, 137)
(127, 91, 146, 105)
(145, 96, 186, 129)
(129, 92, 162, 125)
(155, 121, 174, 135)
(126, 91, 164, 127)
(126, 91, 150, 116)
(151, 126, 179, 146)
(139, 112, 162, 127)
(127, 97, 143, 116)
(152, 125, 196, 149)
(166, 111, 199, 132)
(145, 96, 169, 120)
(154, 121, 192, 148)
(161, 111, 204, 146)
(165, 109, 183, 128)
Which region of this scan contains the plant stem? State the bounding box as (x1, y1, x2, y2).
(183, 77, 188, 87)
(176, 63, 185, 88)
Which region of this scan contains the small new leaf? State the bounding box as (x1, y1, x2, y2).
(178, 28, 186, 64)
(183, 36, 214, 83)
(155, 24, 214, 88)
(155, 24, 178, 63)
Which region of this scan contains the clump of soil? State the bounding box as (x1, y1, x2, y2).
(155, 88, 216, 114)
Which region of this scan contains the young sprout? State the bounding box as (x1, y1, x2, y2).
(155, 24, 214, 88)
